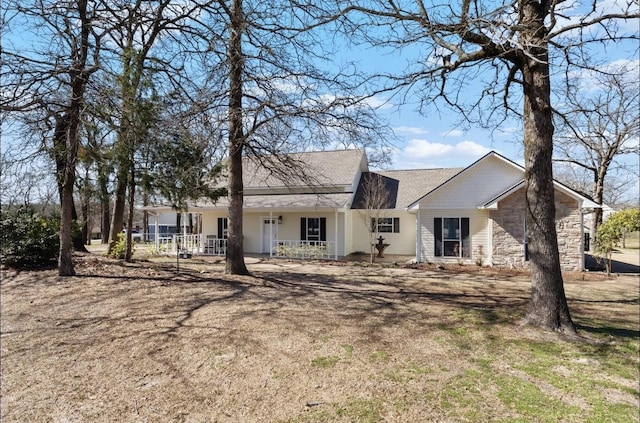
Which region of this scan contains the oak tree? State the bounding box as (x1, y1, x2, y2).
(553, 65, 640, 241)
(201, 0, 390, 275)
(332, 0, 639, 332)
(2, 0, 102, 275)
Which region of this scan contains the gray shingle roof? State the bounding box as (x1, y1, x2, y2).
(155, 150, 463, 211)
(352, 168, 463, 209)
(243, 149, 366, 189)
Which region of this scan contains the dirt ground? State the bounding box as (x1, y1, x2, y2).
(1, 252, 638, 422)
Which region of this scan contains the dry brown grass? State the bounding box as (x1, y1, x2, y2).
(1, 253, 638, 422)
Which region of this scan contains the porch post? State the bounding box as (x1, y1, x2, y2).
(269, 211, 273, 258)
(154, 213, 159, 253)
(333, 211, 338, 260)
(487, 216, 494, 267)
(579, 208, 585, 272)
(198, 213, 203, 254)
(416, 210, 421, 262)
(344, 211, 348, 261)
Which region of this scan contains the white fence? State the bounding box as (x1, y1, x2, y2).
(272, 240, 336, 260)
(152, 234, 227, 256)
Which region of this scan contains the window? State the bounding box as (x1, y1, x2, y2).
(371, 217, 400, 233)
(158, 225, 177, 235)
(300, 217, 326, 242)
(217, 217, 228, 239)
(434, 217, 470, 258)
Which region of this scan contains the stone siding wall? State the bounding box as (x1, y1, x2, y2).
(490, 188, 582, 271)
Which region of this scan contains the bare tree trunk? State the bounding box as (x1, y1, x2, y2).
(53, 113, 88, 253)
(82, 189, 90, 245)
(125, 157, 136, 261)
(58, 0, 95, 275)
(589, 165, 607, 248)
(59, 138, 77, 276)
(520, 0, 575, 333)
(109, 162, 128, 252)
(143, 193, 149, 242)
(98, 165, 110, 244)
(225, 0, 250, 275)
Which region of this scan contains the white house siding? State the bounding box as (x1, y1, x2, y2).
(348, 210, 417, 256)
(417, 208, 491, 265)
(199, 211, 222, 237)
(344, 212, 355, 256)
(418, 156, 523, 209)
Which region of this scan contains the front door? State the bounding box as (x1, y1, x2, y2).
(261, 218, 277, 253)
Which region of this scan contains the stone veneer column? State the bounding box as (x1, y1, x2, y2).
(489, 188, 581, 271)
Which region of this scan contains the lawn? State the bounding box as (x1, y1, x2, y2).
(1, 253, 638, 422)
(624, 231, 639, 249)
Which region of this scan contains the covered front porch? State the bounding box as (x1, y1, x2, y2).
(147, 208, 346, 260)
(157, 234, 337, 260)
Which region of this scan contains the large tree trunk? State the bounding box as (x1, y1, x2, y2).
(59, 147, 77, 276)
(53, 113, 88, 253)
(520, 0, 575, 334)
(125, 158, 135, 261)
(589, 165, 606, 248)
(98, 164, 111, 244)
(143, 194, 149, 242)
(58, 0, 93, 275)
(225, 0, 250, 275)
(81, 188, 90, 245)
(108, 162, 128, 253)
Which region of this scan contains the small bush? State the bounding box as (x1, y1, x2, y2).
(105, 232, 129, 259)
(1, 207, 60, 268)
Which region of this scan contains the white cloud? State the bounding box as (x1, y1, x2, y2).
(440, 129, 464, 138)
(364, 95, 394, 110)
(456, 140, 493, 156)
(392, 139, 494, 168)
(394, 126, 429, 135)
(497, 126, 521, 136)
(566, 58, 640, 92)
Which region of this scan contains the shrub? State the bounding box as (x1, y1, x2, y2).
(105, 232, 129, 260)
(0, 207, 60, 268)
(595, 208, 640, 274)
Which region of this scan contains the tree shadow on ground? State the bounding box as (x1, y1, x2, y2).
(584, 253, 640, 273)
(574, 324, 640, 340)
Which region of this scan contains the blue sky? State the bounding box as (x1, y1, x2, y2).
(340, 0, 639, 179)
(3, 0, 637, 204)
(374, 103, 521, 170)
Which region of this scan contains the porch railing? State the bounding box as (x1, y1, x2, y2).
(151, 236, 331, 259)
(272, 240, 335, 260)
(203, 236, 227, 256)
(173, 234, 201, 253)
(153, 234, 227, 256)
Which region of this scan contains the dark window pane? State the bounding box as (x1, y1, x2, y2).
(434, 218, 442, 256)
(443, 218, 459, 239)
(461, 218, 470, 257)
(444, 241, 460, 257)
